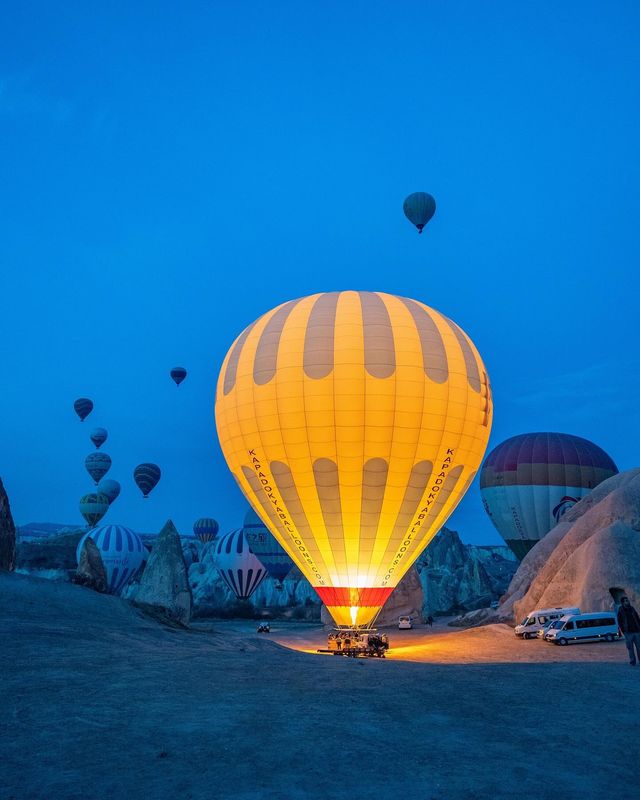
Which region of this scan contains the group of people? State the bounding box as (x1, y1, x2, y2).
(327, 630, 390, 656)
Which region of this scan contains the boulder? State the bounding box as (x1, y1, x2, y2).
(0, 478, 16, 571)
(499, 468, 640, 623)
(134, 520, 192, 625)
(73, 537, 107, 592)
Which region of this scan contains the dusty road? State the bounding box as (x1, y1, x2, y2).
(259, 618, 628, 664)
(1, 573, 637, 800)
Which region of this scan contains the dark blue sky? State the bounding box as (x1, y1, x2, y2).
(1, 2, 638, 543)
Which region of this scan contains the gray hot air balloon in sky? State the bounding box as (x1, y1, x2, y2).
(85, 452, 112, 485)
(90, 427, 108, 449)
(97, 478, 121, 505)
(403, 192, 436, 233)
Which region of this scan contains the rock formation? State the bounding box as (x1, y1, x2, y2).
(499, 468, 640, 623)
(135, 520, 192, 625)
(73, 537, 107, 592)
(16, 529, 84, 580)
(415, 528, 517, 617)
(0, 478, 16, 571)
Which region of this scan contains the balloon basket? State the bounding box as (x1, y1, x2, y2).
(318, 628, 390, 658)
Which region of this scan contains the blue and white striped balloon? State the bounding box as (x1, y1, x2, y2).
(214, 529, 268, 600)
(76, 523, 145, 595)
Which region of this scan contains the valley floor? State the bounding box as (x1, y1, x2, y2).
(1, 572, 637, 800)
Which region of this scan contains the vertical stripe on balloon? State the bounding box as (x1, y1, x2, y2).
(253, 299, 301, 385)
(359, 292, 396, 379)
(223, 319, 260, 395)
(442, 317, 481, 392)
(303, 292, 340, 379)
(398, 298, 448, 383)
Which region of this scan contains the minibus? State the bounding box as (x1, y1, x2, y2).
(515, 607, 580, 639)
(544, 612, 619, 645)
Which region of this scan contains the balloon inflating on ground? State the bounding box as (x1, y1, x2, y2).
(215, 290, 492, 628)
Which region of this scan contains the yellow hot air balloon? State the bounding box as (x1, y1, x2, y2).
(215, 291, 492, 628)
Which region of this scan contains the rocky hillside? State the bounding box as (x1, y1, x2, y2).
(15, 521, 517, 622)
(415, 528, 517, 616)
(499, 468, 640, 624)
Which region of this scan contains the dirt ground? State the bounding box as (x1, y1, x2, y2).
(1, 572, 638, 800)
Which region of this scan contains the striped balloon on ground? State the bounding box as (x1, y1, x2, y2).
(85, 452, 112, 485)
(480, 432, 618, 560)
(214, 529, 268, 600)
(79, 492, 109, 527)
(74, 397, 93, 422)
(133, 463, 161, 498)
(193, 518, 219, 543)
(243, 508, 293, 584)
(215, 291, 492, 627)
(76, 523, 145, 595)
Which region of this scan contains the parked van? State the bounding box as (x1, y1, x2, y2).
(544, 612, 619, 646)
(398, 615, 413, 630)
(515, 607, 580, 639)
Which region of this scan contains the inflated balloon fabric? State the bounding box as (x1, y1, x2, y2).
(215, 291, 492, 627)
(76, 523, 145, 595)
(214, 529, 268, 600)
(480, 432, 618, 560)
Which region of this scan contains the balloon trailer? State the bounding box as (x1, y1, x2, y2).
(318, 629, 390, 658)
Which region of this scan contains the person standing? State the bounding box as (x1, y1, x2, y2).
(617, 596, 640, 666)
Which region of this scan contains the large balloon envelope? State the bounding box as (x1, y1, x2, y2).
(214, 529, 268, 600)
(170, 367, 187, 386)
(79, 492, 109, 527)
(243, 508, 293, 584)
(97, 478, 121, 504)
(193, 517, 219, 543)
(74, 398, 93, 422)
(76, 523, 145, 595)
(133, 463, 161, 498)
(403, 192, 436, 233)
(215, 291, 492, 627)
(90, 427, 108, 449)
(85, 452, 112, 485)
(480, 432, 618, 560)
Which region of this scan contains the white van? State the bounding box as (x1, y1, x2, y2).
(398, 615, 413, 630)
(515, 607, 580, 639)
(544, 612, 619, 646)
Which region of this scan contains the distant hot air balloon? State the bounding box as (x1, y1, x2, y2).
(243, 508, 293, 584)
(79, 492, 110, 528)
(74, 398, 94, 422)
(193, 518, 219, 543)
(170, 367, 187, 386)
(90, 427, 108, 449)
(97, 478, 121, 505)
(76, 523, 145, 595)
(133, 463, 161, 498)
(215, 291, 492, 627)
(403, 192, 436, 233)
(214, 529, 268, 600)
(85, 452, 112, 485)
(480, 433, 618, 560)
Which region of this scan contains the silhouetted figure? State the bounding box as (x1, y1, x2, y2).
(617, 596, 640, 666)
(427, 615, 434, 627)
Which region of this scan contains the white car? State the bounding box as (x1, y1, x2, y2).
(515, 607, 580, 639)
(398, 615, 413, 630)
(545, 612, 619, 645)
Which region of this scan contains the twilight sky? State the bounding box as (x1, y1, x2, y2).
(1, 1, 638, 544)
